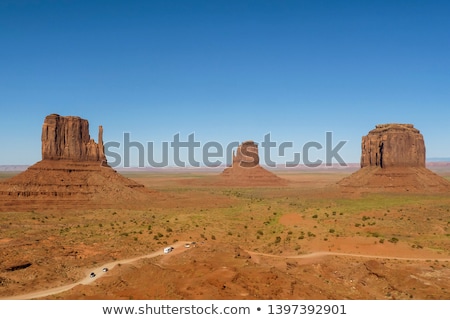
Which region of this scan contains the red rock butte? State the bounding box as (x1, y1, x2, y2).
(219, 141, 287, 186)
(360, 123, 425, 169)
(41, 114, 106, 162)
(0, 114, 151, 209)
(338, 123, 450, 193)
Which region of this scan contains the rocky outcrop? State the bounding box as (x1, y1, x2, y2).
(0, 114, 151, 207)
(219, 141, 286, 186)
(232, 141, 259, 168)
(42, 114, 106, 162)
(361, 124, 425, 168)
(338, 123, 450, 193)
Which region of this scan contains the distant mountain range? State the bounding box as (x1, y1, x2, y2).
(0, 165, 30, 172)
(1, 158, 450, 172)
(427, 158, 450, 162)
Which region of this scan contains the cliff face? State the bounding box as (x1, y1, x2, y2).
(41, 114, 106, 162)
(338, 123, 450, 193)
(361, 124, 425, 169)
(232, 140, 259, 168)
(0, 114, 150, 205)
(220, 140, 286, 186)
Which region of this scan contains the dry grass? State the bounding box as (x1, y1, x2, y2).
(1, 170, 450, 299)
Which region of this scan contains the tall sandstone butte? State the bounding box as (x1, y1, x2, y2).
(42, 114, 106, 162)
(338, 123, 450, 192)
(360, 124, 425, 169)
(232, 140, 260, 168)
(219, 140, 286, 186)
(0, 114, 150, 206)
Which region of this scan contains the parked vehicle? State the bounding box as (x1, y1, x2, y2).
(90, 272, 96, 278)
(164, 247, 173, 254)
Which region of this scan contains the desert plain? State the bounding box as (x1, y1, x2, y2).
(1, 166, 450, 300)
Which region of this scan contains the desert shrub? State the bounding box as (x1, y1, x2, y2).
(329, 229, 335, 233)
(274, 236, 281, 243)
(388, 237, 399, 244)
(312, 214, 318, 219)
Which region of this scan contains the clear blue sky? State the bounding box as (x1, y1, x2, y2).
(1, 0, 449, 166)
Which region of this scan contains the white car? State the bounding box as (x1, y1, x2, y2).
(102, 268, 108, 272)
(164, 247, 173, 254)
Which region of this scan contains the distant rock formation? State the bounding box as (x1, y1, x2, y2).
(0, 114, 151, 208)
(232, 141, 259, 168)
(338, 123, 450, 193)
(219, 141, 286, 186)
(42, 114, 106, 162)
(361, 124, 425, 168)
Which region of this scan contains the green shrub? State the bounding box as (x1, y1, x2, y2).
(388, 237, 399, 244)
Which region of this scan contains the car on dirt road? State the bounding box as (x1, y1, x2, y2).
(164, 246, 174, 254)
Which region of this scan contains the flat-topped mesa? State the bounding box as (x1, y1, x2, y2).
(361, 123, 425, 169)
(232, 140, 259, 168)
(41, 114, 106, 162)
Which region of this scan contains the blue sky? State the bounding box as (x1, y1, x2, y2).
(1, 0, 449, 166)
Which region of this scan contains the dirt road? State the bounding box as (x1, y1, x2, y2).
(247, 250, 450, 261)
(4, 244, 449, 300)
(2, 241, 190, 300)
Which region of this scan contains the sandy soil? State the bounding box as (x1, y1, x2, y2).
(0, 169, 449, 300)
